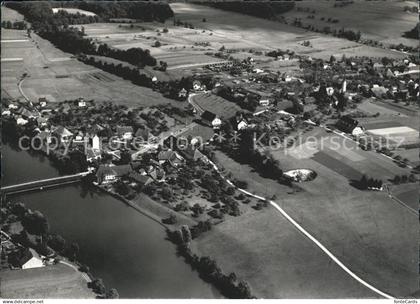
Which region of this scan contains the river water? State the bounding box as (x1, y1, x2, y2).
(2, 143, 220, 298)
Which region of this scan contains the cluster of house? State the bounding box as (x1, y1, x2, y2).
(95, 136, 209, 187)
(2, 97, 88, 126)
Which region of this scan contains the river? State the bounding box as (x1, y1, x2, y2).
(2, 143, 220, 298)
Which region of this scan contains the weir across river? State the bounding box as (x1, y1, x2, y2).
(1, 171, 90, 197)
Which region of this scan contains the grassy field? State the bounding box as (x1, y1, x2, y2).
(1, 263, 95, 298)
(1, 24, 177, 108)
(390, 183, 418, 211)
(193, 206, 378, 298)
(170, 3, 408, 60)
(393, 147, 420, 166)
(281, 0, 418, 48)
(1, 6, 24, 22)
(204, 125, 417, 297)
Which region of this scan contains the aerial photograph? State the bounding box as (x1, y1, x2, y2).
(0, 0, 418, 301)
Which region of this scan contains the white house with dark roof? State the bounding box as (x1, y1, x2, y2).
(116, 126, 134, 140)
(16, 248, 44, 269)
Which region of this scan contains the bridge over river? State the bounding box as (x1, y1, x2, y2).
(1, 171, 91, 197)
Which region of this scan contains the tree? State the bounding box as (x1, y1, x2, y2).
(106, 288, 119, 299)
(11, 202, 27, 218)
(48, 234, 66, 252)
(162, 214, 177, 224)
(181, 225, 192, 243)
(22, 210, 49, 236)
(115, 180, 130, 196)
(153, 40, 161, 47)
(237, 280, 252, 298)
(161, 187, 173, 200)
(408, 174, 416, 183)
(91, 278, 106, 295)
(359, 175, 368, 189)
(191, 203, 204, 216)
(143, 184, 157, 195)
(67, 242, 80, 260)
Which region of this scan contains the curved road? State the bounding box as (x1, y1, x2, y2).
(205, 157, 394, 299)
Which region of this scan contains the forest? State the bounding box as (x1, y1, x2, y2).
(204, 1, 295, 20)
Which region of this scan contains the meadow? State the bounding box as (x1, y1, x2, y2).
(1, 27, 177, 108)
(281, 0, 418, 48)
(170, 3, 409, 61)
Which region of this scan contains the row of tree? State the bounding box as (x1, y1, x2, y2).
(7, 1, 173, 24)
(1, 20, 27, 30)
(69, 1, 174, 22)
(356, 175, 383, 190)
(168, 226, 253, 298)
(207, 1, 295, 20)
(97, 43, 157, 67)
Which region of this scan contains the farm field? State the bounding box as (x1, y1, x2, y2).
(390, 183, 418, 211)
(285, 128, 410, 180)
(393, 148, 420, 166)
(1, 263, 95, 298)
(1, 27, 178, 108)
(74, 22, 227, 71)
(355, 100, 419, 132)
(209, 126, 417, 297)
(170, 3, 409, 61)
(281, 0, 418, 48)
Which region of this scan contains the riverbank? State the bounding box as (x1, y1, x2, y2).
(2, 142, 220, 298)
(0, 200, 102, 298)
(95, 185, 197, 231)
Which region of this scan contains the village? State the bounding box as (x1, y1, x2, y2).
(2, 48, 419, 226)
(1, 1, 419, 300)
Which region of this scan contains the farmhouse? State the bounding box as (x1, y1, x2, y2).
(178, 146, 208, 163)
(12, 248, 44, 270)
(230, 114, 249, 131)
(135, 128, 156, 143)
(52, 126, 73, 143)
(116, 126, 134, 140)
(336, 116, 364, 135)
(16, 117, 28, 125)
(157, 150, 184, 167)
(259, 99, 270, 106)
(96, 165, 117, 184)
(96, 164, 132, 184)
(38, 97, 48, 107)
(201, 111, 221, 129)
(128, 172, 153, 187)
(178, 88, 188, 98)
(17, 108, 39, 119)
